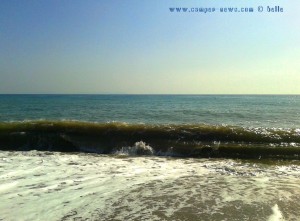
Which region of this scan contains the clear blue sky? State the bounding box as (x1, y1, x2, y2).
(0, 0, 299, 94)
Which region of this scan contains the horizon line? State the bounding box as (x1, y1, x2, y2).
(0, 93, 300, 96)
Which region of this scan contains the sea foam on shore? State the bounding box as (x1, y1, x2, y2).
(0, 151, 299, 220)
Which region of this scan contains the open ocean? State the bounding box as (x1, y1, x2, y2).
(1, 95, 300, 220)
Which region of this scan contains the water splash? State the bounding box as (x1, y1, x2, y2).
(114, 141, 154, 156)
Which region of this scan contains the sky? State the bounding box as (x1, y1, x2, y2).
(0, 0, 299, 94)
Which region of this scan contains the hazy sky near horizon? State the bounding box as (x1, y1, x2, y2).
(0, 0, 299, 94)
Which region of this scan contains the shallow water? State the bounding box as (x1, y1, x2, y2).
(0, 151, 299, 221)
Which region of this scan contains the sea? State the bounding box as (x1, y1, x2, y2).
(0, 94, 300, 221)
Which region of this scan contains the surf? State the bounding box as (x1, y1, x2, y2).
(0, 120, 300, 159)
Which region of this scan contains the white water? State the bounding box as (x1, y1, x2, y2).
(267, 204, 284, 221)
(0, 151, 300, 221)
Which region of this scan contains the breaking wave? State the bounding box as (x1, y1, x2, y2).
(114, 141, 154, 156)
(1, 120, 300, 159)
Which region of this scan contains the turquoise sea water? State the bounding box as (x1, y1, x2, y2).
(1, 95, 300, 158)
(1, 94, 300, 127)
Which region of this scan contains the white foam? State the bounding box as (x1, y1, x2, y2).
(114, 141, 154, 155)
(0, 182, 18, 192)
(268, 204, 285, 221)
(0, 151, 300, 220)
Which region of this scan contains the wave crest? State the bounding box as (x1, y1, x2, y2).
(0, 120, 300, 159)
